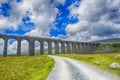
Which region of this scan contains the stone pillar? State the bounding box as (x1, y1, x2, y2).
(40, 41, 44, 55)
(77, 43, 81, 53)
(89, 43, 93, 53)
(55, 41, 59, 54)
(28, 40, 35, 56)
(75, 42, 78, 53)
(71, 42, 76, 53)
(86, 43, 89, 53)
(17, 39, 21, 56)
(71, 42, 74, 53)
(88, 43, 91, 53)
(75, 42, 77, 53)
(66, 42, 71, 53)
(82, 43, 86, 53)
(80, 43, 83, 53)
(93, 43, 98, 52)
(90, 44, 94, 52)
(92, 44, 95, 52)
(3, 38, 8, 57)
(61, 41, 65, 54)
(48, 41, 52, 55)
(85, 43, 88, 53)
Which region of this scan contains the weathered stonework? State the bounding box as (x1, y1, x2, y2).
(0, 34, 99, 57)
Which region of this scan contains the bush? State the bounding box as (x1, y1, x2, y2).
(111, 43, 120, 48)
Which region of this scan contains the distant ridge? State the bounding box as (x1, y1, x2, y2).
(92, 38, 120, 43)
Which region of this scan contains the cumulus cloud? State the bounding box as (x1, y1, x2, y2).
(66, 0, 120, 41)
(66, 21, 89, 34)
(0, 0, 66, 54)
(0, 0, 60, 36)
(24, 29, 49, 37)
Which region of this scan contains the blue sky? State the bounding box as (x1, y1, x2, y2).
(0, 0, 120, 54)
(0, 0, 79, 37)
(0, 0, 120, 41)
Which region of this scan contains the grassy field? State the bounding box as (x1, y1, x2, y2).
(57, 53, 120, 76)
(0, 56, 54, 80)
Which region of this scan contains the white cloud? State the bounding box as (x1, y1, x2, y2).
(66, 21, 89, 34)
(66, 0, 120, 41)
(24, 29, 49, 37)
(0, 0, 66, 54)
(54, 0, 66, 5)
(0, 0, 65, 36)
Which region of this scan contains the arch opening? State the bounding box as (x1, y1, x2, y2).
(0, 38, 4, 55)
(52, 41, 55, 54)
(21, 40, 29, 56)
(34, 40, 40, 56)
(44, 41, 48, 55)
(7, 39, 17, 55)
(58, 42, 61, 53)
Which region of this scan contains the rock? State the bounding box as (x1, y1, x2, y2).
(108, 62, 120, 69)
(94, 61, 100, 65)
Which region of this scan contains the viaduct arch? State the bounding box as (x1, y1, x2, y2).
(0, 34, 99, 57)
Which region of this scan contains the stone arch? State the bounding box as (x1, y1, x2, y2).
(60, 41, 65, 54)
(65, 42, 71, 54)
(44, 40, 48, 55)
(80, 42, 84, 53)
(69, 42, 72, 53)
(77, 42, 82, 54)
(21, 39, 29, 56)
(34, 40, 40, 56)
(53, 41, 60, 54)
(51, 41, 55, 54)
(56, 41, 61, 54)
(0, 38, 4, 55)
(7, 38, 18, 55)
(71, 42, 76, 53)
(83, 43, 87, 53)
(64, 42, 67, 53)
(86, 43, 89, 53)
(89, 43, 93, 53)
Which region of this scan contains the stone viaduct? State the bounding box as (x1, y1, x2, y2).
(0, 34, 99, 57)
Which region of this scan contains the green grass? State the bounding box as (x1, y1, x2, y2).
(96, 43, 120, 53)
(56, 53, 120, 76)
(0, 56, 55, 80)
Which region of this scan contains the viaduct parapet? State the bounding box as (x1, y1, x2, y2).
(0, 34, 99, 57)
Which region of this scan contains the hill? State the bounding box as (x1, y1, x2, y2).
(92, 38, 120, 43)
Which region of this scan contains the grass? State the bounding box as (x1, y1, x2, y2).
(96, 43, 120, 53)
(56, 53, 120, 76)
(0, 56, 55, 80)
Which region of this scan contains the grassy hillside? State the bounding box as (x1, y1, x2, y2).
(96, 43, 120, 53)
(57, 53, 120, 76)
(93, 38, 120, 43)
(0, 56, 54, 80)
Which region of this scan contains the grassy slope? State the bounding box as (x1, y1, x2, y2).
(57, 53, 120, 76)
(0, 56, 54, 80)
(96, 42, 120, 53)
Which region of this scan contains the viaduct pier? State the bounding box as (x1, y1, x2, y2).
(0, 34, 99, 57)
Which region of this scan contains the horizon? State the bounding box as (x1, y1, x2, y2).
(0, 0, 120, 54)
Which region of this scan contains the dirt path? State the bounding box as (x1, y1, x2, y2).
(47, 55, 120, 80)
